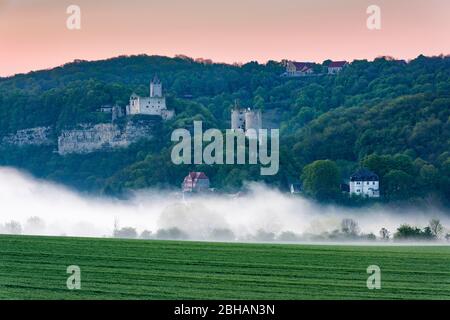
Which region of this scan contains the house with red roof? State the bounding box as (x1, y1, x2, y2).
(327, 61, 348, 74)
(182, 172, 210, 193)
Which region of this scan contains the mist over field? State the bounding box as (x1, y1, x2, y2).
(0, 167, 449, 242)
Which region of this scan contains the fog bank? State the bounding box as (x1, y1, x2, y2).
(0, 167, 449, 242)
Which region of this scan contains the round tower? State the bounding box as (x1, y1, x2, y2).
(244, 109, 262, 131)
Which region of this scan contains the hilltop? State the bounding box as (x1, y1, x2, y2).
(0, 54, 449, 205)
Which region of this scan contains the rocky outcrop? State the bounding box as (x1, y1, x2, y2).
(1, 127, 54, 146)
(1, 118, 157, 155)
(57, 120, 156, 155)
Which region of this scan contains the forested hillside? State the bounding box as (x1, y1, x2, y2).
(0, 54, 449, 205)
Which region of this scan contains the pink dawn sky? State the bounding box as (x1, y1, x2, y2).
(0, 0, 449, 77)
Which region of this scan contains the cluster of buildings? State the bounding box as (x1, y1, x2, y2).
(100, 75, 175, 121)
(96, 69, 382, 199)
(183, 168, 380, 198)
(284, 60, 348, 77)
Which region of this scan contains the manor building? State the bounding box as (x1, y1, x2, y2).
(349, 168, 380, 198)
(126, 75, 175, 120)
(284, 61, 315, 77)
(327, 61, 348, 74)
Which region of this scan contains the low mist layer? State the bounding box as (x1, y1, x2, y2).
(0, 167, 449, 242)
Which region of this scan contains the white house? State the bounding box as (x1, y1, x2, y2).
(126, 75, 175, 120)
(349, 168, 380, 198)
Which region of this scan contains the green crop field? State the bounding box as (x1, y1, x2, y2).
(0, 235, 450, 299)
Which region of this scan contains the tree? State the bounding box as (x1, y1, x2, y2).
(140, 230, 153, 239)
(394, 224, 422, 240)
(379, 227, 390, 240)
(341, 218, 360, 236)
(394, 224, 435, 240)
(362, 154, 393, 178)
(428, 219, 444, 239)
(419, 164, 439, 190)
(113, 227, 138, 239)
(383, 170, 414, 200)
(0, 221, 22, 235)
(301, 160, 340, 201)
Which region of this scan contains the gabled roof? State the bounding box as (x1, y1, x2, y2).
(291, 62, 314, 70)
(328, 61, 348, 68)
(350, 168, 379, 181)
(185, 172, 209, 180)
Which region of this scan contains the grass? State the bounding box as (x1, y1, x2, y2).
(0, 235, 450, 299)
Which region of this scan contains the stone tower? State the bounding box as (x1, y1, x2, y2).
(230, 101, 262, 138)
(150, 75, 162, 98)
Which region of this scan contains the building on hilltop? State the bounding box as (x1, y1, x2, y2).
(231, 102, 262, 138)
(126, 75, 175, 120)
(349, 168, 380, 198)
(327, 61, 348, 74)
(182, 172, 210, 193)
(284, 61, 315, 77)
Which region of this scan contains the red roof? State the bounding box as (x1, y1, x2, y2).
(186, 172, 208, 180)
(329, 61, 348, 68)
(183, 172, 210, 191)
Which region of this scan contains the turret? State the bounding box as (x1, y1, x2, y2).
(150, 74, 162, 97)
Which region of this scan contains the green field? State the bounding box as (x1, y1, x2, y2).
(1, 235, 450, 299)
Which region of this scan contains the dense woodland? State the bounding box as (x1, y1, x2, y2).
(0, 54, 449, 206)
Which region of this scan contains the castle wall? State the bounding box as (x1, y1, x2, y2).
(129, 96, 140, 114)
(127, 79, 174, 119)
(135, 97, 167, 115)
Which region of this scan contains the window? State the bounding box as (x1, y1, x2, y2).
(357, 189, 360, 192)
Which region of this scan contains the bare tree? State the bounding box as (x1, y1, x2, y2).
(341, 218, 360, 236)
(429, 219, 444, 239)
(140, 230, 153, 239)
(113, 227, 137, 239)
(0, 221, 22, 235)
(379, 227, 391, 240)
